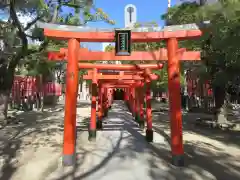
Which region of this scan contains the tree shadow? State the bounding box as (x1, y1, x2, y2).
(150, 126, 240, 180)
(152, 110, 240, 147)
(48, 100, 240, 180)
(55, 101, 91, 110)
(0, 140, 20, 180)
(0, 103, 75, 180)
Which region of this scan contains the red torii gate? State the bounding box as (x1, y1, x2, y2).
(86, 67, 161, 143)
(48, 49, 163, 164)
(83, 72, 159, 80)
(39, 21, 202, 167)
(87, 76, 154, 132)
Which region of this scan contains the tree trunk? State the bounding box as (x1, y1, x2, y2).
(35, 75, 44, 111)
(0, 90, 10, 124)
(213, 86, 229, 124)
(0, 64, 16, 124)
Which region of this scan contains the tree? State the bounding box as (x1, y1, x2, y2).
(0, 0, 115, 122)
(161, 0, 240, 124)
(104, 44, 114, 52)
(104, 44, 116, 64)
(0, 0, 55, 121)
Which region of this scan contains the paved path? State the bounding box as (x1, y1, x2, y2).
(1, 101, 239, 180)
(47, 101, 171, 180)
(46, 100, 240, 180)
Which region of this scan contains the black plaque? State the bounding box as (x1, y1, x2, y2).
(115, 29, 131, 56)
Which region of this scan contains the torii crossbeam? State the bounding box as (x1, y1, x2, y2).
(48, 48, 200, 61)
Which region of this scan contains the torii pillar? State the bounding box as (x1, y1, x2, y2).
(62, 39, 79, 166)
(167, 38, 184, 166)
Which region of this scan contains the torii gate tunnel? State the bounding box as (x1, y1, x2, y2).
(40, 22, 202, 167)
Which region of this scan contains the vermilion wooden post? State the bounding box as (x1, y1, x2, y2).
(97, 84, 100, 116)
(103, 88, 108, 117)
(126, 88, 130, 110)
(102, 88, 106, 117)
(145, 79, 153, 142)
(97, 84, 103, 129)
(132, 87, 136, 117)
(124, 88, 128, 101)
(134, 85, 140, 123)
(127, 88, 130, 100)
(167, 38, 184, 166)
(111, 89, 114, 104)
(110, 89, 113, 105)
(108, 89, 112, 108)
(139, 82, 145, 129)
(129, 88, 132, 112)
(130, 87, 133, 114)
(89, 68, 97, 141)
(106, 89, 109, 108)
(62, 39, 79, 166)
(106, 88, 109, 113)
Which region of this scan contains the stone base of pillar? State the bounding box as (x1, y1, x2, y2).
(62, 154, 76, 166)
(172, 154, 184, 167)
(145, 129, 153, 142)
(132, 112, 135, 118)
(138, 120, 145, 129)
(103, 109, 108, 117)
(134, 114, 140, 122)
(88, 129, 97, 141)
(96, 120, 103, 130)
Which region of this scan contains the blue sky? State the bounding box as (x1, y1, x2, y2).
(84, 0, 177, 28)
(78, 0, 178, 50)
(0, 0, 178, 50)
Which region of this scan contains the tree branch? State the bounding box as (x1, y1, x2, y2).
(24, 14, 45, 31)
(8, 0, 28, 70)
(26, 34, 40, 40)
(24, 0, 54, 30)
(26, 39, 49, 55)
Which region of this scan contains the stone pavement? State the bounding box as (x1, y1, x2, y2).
(1, 100, 239, 180)
(46, 100, 170, 180)
(46, 100, 240, 180)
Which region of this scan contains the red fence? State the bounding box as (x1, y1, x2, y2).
(11, 76, 62, 100)
(186, 70, 212, 97)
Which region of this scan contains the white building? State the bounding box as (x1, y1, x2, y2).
(176, 0, 218, 5)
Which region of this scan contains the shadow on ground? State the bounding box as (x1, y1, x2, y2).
(1, 100, 238, 180)
(152, 109, 240, 147)
(48, 101, 240, 180)
(54, 101, 91, 110)
(0, 101, 91, 180)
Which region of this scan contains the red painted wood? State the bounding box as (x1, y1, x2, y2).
(44, 29, 202, 42)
